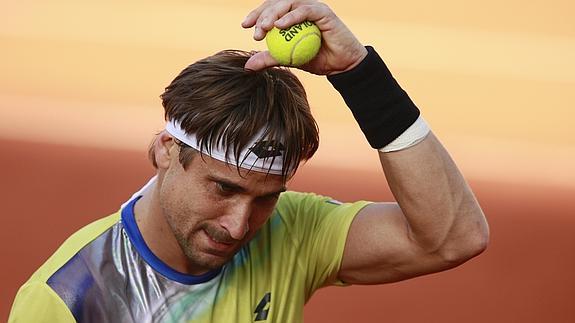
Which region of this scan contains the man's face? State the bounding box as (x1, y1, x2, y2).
(158, 144, 287, 275)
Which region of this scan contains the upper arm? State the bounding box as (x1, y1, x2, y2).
(338, 202, 456, 285)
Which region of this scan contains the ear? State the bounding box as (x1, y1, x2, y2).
(154, 131, 176, 169)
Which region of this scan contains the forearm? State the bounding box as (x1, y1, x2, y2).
(379, 132, 488, 259)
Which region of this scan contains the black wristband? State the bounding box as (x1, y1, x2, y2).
(327, 46, 420, 149)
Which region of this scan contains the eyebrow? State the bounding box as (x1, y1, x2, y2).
(206, 175, 287, 197)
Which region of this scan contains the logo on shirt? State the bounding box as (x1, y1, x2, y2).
(254, 292, 271, 321)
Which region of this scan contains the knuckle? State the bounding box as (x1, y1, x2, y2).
(316, 2, 331, 13)
(298, 4, 313, 15)
(319, 3, 337, 20)
(256, 13, 269, 25)
(256, 16, 264, 26)
(317, 2, 329, 10)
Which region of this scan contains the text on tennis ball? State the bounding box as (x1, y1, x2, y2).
(279, 21, 316, 42)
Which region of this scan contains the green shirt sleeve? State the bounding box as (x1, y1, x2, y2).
(275, 192, 371, 300)
(9, 281, 76, 323)
(9, 212, 120, 323)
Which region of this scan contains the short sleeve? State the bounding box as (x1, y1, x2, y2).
(9, 281, 76, 323)
(274, 192, 371, 299)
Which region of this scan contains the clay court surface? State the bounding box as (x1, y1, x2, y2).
(2, 138, 574, 322)
(2, 0, 574, 321)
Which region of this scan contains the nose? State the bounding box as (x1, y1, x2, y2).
(218, 202, 251, 240)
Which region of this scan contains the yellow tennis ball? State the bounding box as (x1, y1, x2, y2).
(265, 21, 322, 66)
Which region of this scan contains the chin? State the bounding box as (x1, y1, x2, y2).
(185, 249, 235, 272)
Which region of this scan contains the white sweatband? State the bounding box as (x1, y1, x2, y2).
(378, 116, 430, 152)
(165, 119, 286, 175)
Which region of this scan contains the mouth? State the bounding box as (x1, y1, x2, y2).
(202, 229, 236, 255)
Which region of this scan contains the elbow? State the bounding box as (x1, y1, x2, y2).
(439, 235, 488, 267)
(440, 215, 490, 266)
(469, 208, 490, 257)
(465, 228, 489, 259)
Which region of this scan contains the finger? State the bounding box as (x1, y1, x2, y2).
(241, 10, 258, 28)
(241, 1, 269, 28)
(274, 3, 332, 30)
(253, 0, 294, 40)
(244, 51, 279, 71)
(258, 0, 292, 31)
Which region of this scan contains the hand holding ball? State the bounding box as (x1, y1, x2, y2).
(265, 21, 322, 67)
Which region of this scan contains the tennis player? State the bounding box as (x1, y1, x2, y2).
(9, 0, 489, 322)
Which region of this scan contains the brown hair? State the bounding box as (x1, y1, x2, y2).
(149, 50, 319, 180)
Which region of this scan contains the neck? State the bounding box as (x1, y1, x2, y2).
(133, 178, 194, 274)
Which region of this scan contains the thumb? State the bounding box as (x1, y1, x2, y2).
(245, 51, 279, 71)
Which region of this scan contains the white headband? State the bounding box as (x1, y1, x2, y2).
(165, 119, 286, 175)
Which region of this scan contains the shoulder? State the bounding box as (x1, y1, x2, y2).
(275, 191, 370, 221)
(275, 191, 336, 213)
(12, 211, 122, 322)
(272, 191, 372, 235)
(9, 281, 76, 322)
(29, 211, 121, 283)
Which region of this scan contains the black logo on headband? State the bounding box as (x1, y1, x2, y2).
(249, 140, 284, 159)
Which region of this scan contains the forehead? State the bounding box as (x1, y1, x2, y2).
(192, 153, 287, 192)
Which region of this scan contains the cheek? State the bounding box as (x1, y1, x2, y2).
(248, 204, 276, 230)
(160, 176, 222, 230)
(159, 177, 199, 233)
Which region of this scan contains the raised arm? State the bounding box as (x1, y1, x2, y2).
(242, 0, 489, 285)
(339, 131, 489, 284)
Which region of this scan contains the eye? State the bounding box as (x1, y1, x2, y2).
(215, 182, 235, 195)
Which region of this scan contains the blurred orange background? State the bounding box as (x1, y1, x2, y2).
(1, 0, 574, 322)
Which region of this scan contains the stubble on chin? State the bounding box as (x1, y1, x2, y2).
(173, 223, 236, 272)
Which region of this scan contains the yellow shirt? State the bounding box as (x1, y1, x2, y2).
(9, 191, 370, 322)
